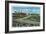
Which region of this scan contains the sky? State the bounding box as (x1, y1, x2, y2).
(11, 6, 40, 14)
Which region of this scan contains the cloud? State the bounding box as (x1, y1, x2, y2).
(12, 6, 40, 14)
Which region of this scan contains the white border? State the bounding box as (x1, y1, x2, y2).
(9, 3, 43, 31)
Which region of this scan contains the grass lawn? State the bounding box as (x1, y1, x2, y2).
(24, 14, 40, 22)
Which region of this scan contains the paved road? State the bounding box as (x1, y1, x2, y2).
(13, 15, 40, 25)
(13, 19, 39, 24)
(13, 15, 40, 27)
